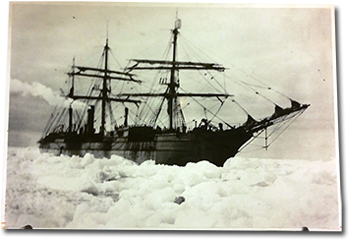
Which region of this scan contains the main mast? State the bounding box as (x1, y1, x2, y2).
(168, 19, 181, 129)
(123, 18, 230, 129)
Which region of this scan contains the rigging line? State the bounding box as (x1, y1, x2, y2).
(42, 103, 62, 135)
(75, 88, 96, 129)
(54, 108, 67, 131)
(180, 33, 222, 67)
(43, 114, 54, 136)
(224, 72, 226, 94)
(185, 98, 226, 123)
(220, 61, 270, 91)
(75, 111, 82, 130)
(239, 147, 266, 153)
(129, 32, 173, 62)
(237, 130, 265, 153)
(266, 111, 302, 139)
(109, 49, 123, 70)
(180, 70, 222, 93)
(138, 72, 167, 121)
(82, 49, 105, 98)
(208, 100, 225, 123)
(73, 109, 83, 131)
(143, 100, 167, 127)
(219, 65, 270, 96)
(228, 65, 269, 86)
(241, 82, 271, 89)
(266, 112, 300, 137)
(122, 103, 139, 125)
(196, 69, 223, 93)
(179, 34, 231, 93)
(109, 102, 119, 113)
(76, 106, 88, 130)
(121, 103, 139, 125)
(231, 99, 251, 116)
(269, 87, 294, 100)
(178, 36, 192, 60)
(181, 32, 292, 101)
(139, 34, 172, 119)
(78, 94, 100, 130)
(161, 34, 173, 60)
(179, 36, 226, 93)
(44, 111, 60, 136)
(180, 102, 191, 112)
(107, 101, 117, 127)
(267, 119, 288, 138)
(264, 113, 291, 137)
(48, 103, 67, 133)
(178, 106, 186, 127)
(248, 74, 293, 100)
(73, 111, 82, 132)
(120, 79, 126, 93)
(178, 87, 229, 124)
(228, 66, 293, 102)
(149, 96, 166, 126)
(232, 75, 278, 106)
(266, 110, 305, 147)
(247, 143, 266, 147)
(228, 74, 256, 92)
(203, 71, 227, 94)
(230, 68, 292, 101)
(175, 43, 221, 93)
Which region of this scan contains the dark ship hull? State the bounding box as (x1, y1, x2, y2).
(39, 127, 251, 167)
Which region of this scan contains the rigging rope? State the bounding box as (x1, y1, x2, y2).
(231, 99, 251, 117)
(179, 35, 227, 93)
(181, 32, 296, 106)
(237, 129, 265, 153)
(109, 49, 123, 70)
(107, 101, 117, 128)
(178, 87, 229, 125)
(265, 110, 305, 148)
(148, 93, 167, 126)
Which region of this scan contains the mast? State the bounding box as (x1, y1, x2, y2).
(168, 19, 180, 129)
(68, 57, 75, 133)
(101, 39, 109, 135)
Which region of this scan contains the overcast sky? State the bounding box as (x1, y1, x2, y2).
(6, 2, 336, 161)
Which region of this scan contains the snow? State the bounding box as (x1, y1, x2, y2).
(3, 147, 341, 230)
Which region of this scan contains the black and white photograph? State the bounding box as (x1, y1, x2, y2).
(1, 1, 341, 231)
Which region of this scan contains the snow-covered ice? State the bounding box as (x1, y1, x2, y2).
(3, 147, 341, 230)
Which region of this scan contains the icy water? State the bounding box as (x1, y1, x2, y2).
(3, 147, 340, 230)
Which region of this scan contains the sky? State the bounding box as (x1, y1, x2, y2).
(4, 1, 337, 161)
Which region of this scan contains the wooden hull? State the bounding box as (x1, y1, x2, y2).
(38, 127, 253, 167)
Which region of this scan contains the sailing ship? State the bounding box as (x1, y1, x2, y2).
(38, 18, 309, 166)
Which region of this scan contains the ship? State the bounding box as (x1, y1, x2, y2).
(38, 18, 310, 166)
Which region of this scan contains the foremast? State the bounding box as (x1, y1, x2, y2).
(67, 39, 141, 136)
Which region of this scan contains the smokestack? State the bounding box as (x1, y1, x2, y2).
(87, 106, 95, 134)
(68, 106, 73, 132)
(124, 107, 129, 127)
